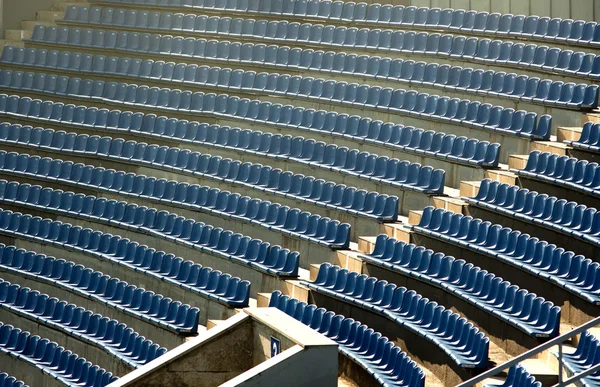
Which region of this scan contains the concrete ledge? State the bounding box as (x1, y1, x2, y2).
(107, 308, 338, 387)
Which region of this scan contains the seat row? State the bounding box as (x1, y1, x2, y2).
(92, 0, 600, 51)
(0, 148, 398, 229)
(0, 237, 201, 335)
(0, 120, 443, 197)
(0, 278, 167, 368)
(411, 207, 600, 305)
(0, 47, 556, 142)
(20, 29, 599, 113)
(0, 119, 397, 224)
(303, 263, 490, 368)
(268, 290, 426, 387)
(0, 92, 500, 172)
(464, 179, 600, 248)
(565, 122, 600, 154)
(0, 64, 551, 145)
(0, 373, 27, 387)
(0, 322, 117, 387)
(0, 177, 300, 276)
(55, 7, 600, 82)
(560, 331, 600, 387)
(515, 151, 600, 199)
(0, 178, 252, 308)
(0, 103, 444, 196)
(0, 153, 365, 247)
(0, 176, 351, 250)
(0, 50, 556, 149)
(359, 234, 560, 337)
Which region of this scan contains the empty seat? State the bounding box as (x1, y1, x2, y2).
(302, 262, 490, 368)
(269, 290, 426, 387)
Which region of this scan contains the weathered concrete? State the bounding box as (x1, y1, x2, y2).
(106, 308, 338, 387)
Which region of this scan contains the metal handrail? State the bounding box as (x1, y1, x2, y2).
(457, 316, 600, 387)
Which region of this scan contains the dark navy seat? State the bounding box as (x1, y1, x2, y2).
(0, 177, 350, 250)
(0, 322, 118, 387)
(411, 207, 600, 305)
(359, 234, 561, 338)
(0, 237, 201, 334)
(557, 331, 600, 387)
(0, 278, 167, 368)
(269, 290, 426, 387)
(47, 6, 600, 83)
(515, 151, 600, 199)
(564, 122, 600, 154)
(464, 179, 600, 250)
(302, 262, 490, 368)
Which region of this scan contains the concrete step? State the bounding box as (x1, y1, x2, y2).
(508, 154, 529, 170)
(5, 29, 31, 40)
(558, 126, 583, 143)
(531, 141, 569, 156)
(0, 39, 25, 49)
(21, 20, 55, 30)
(37, 10, 64, 23)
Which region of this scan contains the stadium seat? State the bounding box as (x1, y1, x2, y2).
(302, 262, 490, 368)
(0, 278, 167, 368)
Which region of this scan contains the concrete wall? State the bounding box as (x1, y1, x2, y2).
(0, 0, 54, 38)
(107, 308, 339, 387)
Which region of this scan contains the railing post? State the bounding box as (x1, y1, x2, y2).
(558, 342, 563, 386)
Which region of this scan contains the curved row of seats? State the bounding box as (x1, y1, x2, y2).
(0, 373, 27, 387)
(515, 151, 600, 199)
(0, 121, 435, 205)
(411, 206, 600, 305)
(0, 148, 401, 226)
(0, 142, 396, 228)
(0, 182, 301, 276)
(0, 114, 445, 197)
(464, 179, 600, 248)
(303, 262, 490, 368)
(559, 331, 600, 387)
(0, 93, 499, 172)
(0, 155, 363, 248)
(0, 238, 201, 335)
(268, 290, 426, 387)
(55, 7, 600, 82)
(0, 177, 351, 251)
(0, 322, 118, 387)
(565, 122, 600, 154)
(92, 0, 600, 51)
(0, 278, 167, 368)
(20, 28, 599, 112)
(0, 182, 252, 308)
(0, 47, 554, 143)
(358, 234, 561, 337)
(0, 66, 551, 146)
